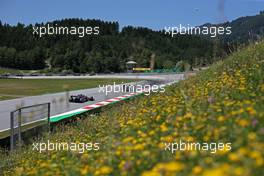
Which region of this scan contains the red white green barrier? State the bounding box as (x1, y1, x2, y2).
(50, 92, 143, 123)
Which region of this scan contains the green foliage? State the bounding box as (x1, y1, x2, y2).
(0, 19, 222, 72)
(176, 60, 191, 72)
(203, 13, 264, 44)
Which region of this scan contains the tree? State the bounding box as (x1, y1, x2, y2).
(163, 60, 174, 69)
(32, 47, 46, 69)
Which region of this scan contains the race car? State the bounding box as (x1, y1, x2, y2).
(69, 94, 95, 103)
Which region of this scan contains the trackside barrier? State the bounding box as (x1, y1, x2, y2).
(10, 103, 50, 151)
(144, 68, 180, 73)
(49, 92, 143, 123)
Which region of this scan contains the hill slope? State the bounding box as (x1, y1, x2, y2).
(1, 41, 264, 175)
(203, 11, 264, 44)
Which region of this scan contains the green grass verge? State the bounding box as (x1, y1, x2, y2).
(1, 41, 264, 175)
(0, 78, 136, 100)
(0, 95, 13, 101)
(0, 68, 34, 74)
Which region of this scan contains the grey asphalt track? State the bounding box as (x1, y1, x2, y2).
(13, 73, 185, 81)
(0, 73, 185, 134)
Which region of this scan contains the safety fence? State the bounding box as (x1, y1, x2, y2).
(10, 103, 50, 151)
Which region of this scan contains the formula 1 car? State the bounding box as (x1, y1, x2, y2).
(69, 94, 95, 103)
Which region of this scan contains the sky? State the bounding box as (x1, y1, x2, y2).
(0, 0, 264, 30)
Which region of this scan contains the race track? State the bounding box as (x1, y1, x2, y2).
(0, 73, 185, 136)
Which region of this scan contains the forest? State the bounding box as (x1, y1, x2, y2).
(1, 11, 264, 73)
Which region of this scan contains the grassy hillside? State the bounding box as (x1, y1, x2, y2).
(0, 68, 29, 74)
(1, 42, 264, 175)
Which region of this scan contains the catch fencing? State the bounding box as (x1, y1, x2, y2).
(10, 103, 50, 151)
